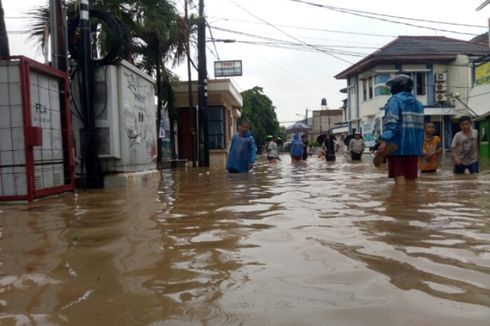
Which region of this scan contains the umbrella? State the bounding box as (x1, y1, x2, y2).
(285, 122, 311, 133)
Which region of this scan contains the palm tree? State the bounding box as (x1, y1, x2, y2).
(0, 0, 10, 57)
(28, 0, 194, 162)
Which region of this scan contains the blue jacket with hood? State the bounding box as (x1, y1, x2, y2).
(290, 134, 303, 158)
(226, 130, 257, 173)
(382, 91, 424, 156)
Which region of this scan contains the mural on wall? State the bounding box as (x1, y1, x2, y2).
(121, 69, 156, 165)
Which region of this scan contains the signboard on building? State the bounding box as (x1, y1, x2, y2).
(475, 61, 490, 86)
(214, 60, 242, 77)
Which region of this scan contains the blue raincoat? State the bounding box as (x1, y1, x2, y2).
(290, 134, 303, 159)
(382, 91, 424, 156)
(226, 131, 257, 173)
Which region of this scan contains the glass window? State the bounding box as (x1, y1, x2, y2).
(374, 73, 391, 97)
(415, 72, 426, 95)
(362, 79, 367, 101)
(375, 74, 390, 84)
(368, 77, 373, 99)
(208, 106, 225, 149)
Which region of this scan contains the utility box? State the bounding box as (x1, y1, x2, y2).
(72, 60, 157, 174)
(0, 56, 74, 201)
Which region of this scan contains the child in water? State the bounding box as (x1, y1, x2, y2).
(419, 121, 443, 173)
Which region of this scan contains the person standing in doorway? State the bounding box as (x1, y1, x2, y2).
(349, 132, 365, 161)
(376, 74, 425, 185)
(323, 132, 339, 162)
(226, 121, 257, 173)
(419, 121, 443, 173)
(451, 116, 479, 174)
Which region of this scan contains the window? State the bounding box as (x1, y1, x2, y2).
(362, 79, 368, 101)
(415, 72, 426, 95)
(368, 76, 373, 99)
(208, 106, 225, 149)
(374, 73, 391, 96)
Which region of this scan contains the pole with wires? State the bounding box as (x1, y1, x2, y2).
(198, 0, 209, 167)
(79, 0, 103, 188)
(185, 0, 197, 167)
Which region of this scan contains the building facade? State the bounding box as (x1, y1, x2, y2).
(172, 79, 242, 169)
(335, 36, 490, 149)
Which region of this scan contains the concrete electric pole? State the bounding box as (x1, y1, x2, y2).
(198, 0, 209, 167)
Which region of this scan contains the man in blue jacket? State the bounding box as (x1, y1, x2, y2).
(226, 121, 257, 173)
(377, 74, 424, 185)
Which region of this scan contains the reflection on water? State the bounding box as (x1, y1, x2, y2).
(0, 153, 489, 325)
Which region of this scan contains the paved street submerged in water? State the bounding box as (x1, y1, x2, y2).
(0, 153, 490, 325)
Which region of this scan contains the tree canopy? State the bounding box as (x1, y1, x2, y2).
(240, 86, 281, 151)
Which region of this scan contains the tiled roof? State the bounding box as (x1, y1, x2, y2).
(470, 33, 489, 46)
(335, 36, 490, 79)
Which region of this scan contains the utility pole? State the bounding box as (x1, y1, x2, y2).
(49, 0, 69, 71)
(198, 0, 209, 167)
(185, 0, 196, 167)
(79, 0, 102, 188)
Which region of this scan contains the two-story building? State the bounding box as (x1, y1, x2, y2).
(335, 36, 490, 149)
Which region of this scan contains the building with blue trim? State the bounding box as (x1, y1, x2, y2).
(335, 36, 490, 150)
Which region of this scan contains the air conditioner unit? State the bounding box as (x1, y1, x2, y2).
(436, 93, 448, 103)
(435, 73, 447, 82)
(435, 82, 447, 93)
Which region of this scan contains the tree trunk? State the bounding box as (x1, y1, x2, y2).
(0, 0, 10, 57)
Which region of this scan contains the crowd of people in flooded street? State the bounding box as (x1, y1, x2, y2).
(226, 74, 480, 185)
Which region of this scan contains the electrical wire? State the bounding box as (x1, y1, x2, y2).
(226, 0, 354, 64)
(205, 19, 221, 61)
(67, 9, 129, 66)
(214, 39, 370, 57)
(238, 43, 340, 95)
(289, 0, 487, 28)
(210, 26, 372, 57)
(287, 0, 483, 37)
(208, 16, 397, 38)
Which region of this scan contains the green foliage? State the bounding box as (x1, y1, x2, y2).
(240, 86, 281, 150)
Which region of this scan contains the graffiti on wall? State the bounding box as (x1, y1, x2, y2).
(121, 68, 156, 165)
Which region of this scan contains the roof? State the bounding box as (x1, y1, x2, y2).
(335, 36, 490, 79)
(470, 33, 489, 47)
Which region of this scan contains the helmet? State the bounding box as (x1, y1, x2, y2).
(386, 74, 413, 94)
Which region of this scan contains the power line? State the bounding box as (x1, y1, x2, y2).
(226, 0, 353, 64)
(205, 19, 220, 61)
(212, 39, 370, 57)
(292, 0, 487, 29)
(208, 16, 397, 38)
(210, 26, 370, 57)
(238, 43, 340, 95)
(287, 0, 483, 37)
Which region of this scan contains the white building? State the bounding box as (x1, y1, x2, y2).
(335, 36, 490, 148)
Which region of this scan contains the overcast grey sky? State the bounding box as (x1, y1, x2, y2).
(4, 0, 490, 124)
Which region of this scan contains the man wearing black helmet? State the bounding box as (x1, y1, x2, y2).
(376, 74, 424, 185)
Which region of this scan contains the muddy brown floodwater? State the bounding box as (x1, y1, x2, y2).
(0, 153, 489, 325)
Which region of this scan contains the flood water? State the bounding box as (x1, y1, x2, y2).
(0, 152, 490, 325)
